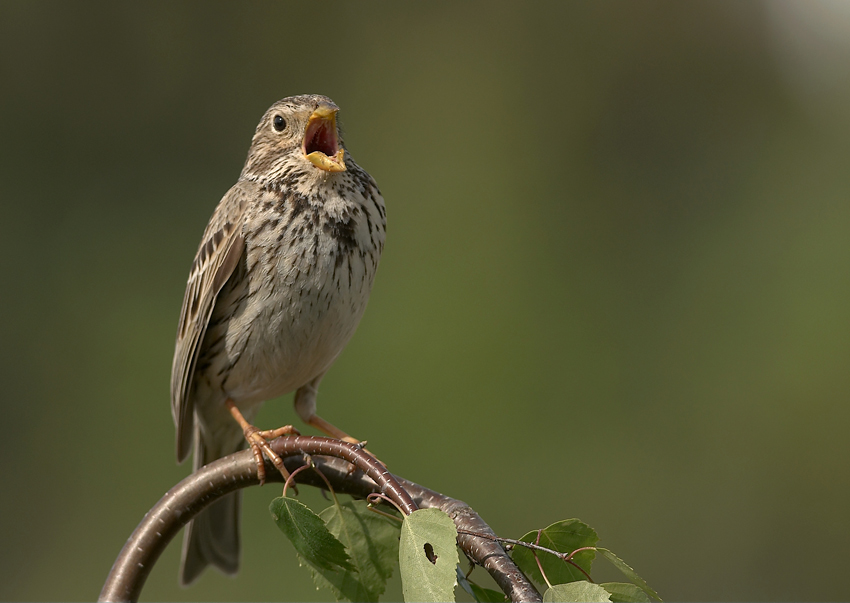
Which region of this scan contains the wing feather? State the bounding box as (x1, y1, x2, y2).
(171, 182, 252, 462)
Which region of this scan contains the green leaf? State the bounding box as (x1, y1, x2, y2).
(306, 500, 401, 602)
(596, 548, 661, 602)
(270, 496, 354, 572)
(399, 508, 458, 602)
(456, 567, 507, 602)
(601, 583, 652, 603)
(511, 519, 599, 587)
(470, 583, 508, 602)
(543, 581, 611, 602)
(456, 567, 477, 601)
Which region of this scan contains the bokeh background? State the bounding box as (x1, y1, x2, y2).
(1, 1, 849, 601)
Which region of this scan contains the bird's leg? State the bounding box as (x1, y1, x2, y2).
(294, 381, 360, 444)
(305, 414, 361, 444)
(294, 381, 385, 471)
(226, 400, 299, 485)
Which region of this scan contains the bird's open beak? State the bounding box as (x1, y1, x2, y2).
(303, 104, 346, 172)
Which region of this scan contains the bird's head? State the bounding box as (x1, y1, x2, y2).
(241, 94, 347, 184)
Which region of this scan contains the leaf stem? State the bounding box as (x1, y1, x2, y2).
(366, 505, 404, 522)
(282, 463, 312, 498)
(533, 530, 553, 589)
(564, 546, 597, 563)
(367, 492, 406, 517)
(306, 458, 344, 507)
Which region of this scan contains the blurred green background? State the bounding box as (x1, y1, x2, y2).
(1, 1, 849, 601)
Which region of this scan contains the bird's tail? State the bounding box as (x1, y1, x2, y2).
(179, 424, 242, 586)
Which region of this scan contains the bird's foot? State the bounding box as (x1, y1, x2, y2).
(226, 400, 299, 485)
(244, 423, 300, 485)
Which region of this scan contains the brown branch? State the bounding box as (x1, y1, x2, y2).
(98, 435, 541, 603)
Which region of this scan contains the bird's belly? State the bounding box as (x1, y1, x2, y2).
(223, 302, 363, 404)
(217, 238, 372, 406)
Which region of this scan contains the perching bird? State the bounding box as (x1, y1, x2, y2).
(170, 95, 386, 585)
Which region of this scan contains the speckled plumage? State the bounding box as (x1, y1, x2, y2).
(170, 95, 385, 584)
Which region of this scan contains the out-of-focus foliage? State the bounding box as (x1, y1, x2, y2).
(1, 1, 848, 601)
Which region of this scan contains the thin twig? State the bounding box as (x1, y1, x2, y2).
(458, 529, 558, 555)
(457, 529, 596, 583)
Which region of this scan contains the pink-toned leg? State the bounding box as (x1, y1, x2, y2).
(293, 381, 383, 469)
(305, 414, 360, 444)
(294, 380, 360, 442)
(226, 400, 299, 485)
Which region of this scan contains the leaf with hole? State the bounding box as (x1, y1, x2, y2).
(543, 581, 611, 602)
(596, 548, 661, 602)
(306, 499, 401, 602)
(399, 508, 458, 602)
(270, 496, 354, 573)
(510, 519, 599, 587)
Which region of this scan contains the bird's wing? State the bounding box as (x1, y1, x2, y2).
(171, 181, 252, 462)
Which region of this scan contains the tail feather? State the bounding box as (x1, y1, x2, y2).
(179, 424, 242, 586)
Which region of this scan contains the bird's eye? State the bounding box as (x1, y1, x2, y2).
(273, 115, 286, 131)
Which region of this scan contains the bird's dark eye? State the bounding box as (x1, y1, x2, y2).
(273, 115, 286, 131)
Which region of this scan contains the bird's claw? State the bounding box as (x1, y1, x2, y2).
(227, 400, 299, 485)
(243, 423, 300, 485)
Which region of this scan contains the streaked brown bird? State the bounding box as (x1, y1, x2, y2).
(170, 95, 386, 585)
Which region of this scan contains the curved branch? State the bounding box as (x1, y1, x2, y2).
(99, 436, 541, 603)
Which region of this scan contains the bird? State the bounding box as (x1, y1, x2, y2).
(170, 94, 386, 585)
